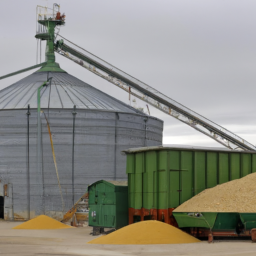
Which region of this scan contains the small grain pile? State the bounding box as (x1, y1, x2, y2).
(174, 172, 256, 213)
(88, 220, 200, 244)
(13, 215, 73, 229)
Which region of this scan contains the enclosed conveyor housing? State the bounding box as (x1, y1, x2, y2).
(54, 36, 256, 151)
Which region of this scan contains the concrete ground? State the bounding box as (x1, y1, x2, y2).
(1, 221, 256, 256)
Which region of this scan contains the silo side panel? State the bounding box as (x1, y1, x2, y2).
(219, 153, 229, 184)
(158, 151, 168, 209)
(88, 185, 96, 206)
(169, 150, 180, 208)
(143, 151, 156, 209)
(252, 154, 256, 173)
(194, 152, 206, 195)
(180, 151, 193, 204)
(127, 154, 135, 209)
(241, 154, 251, 177)
(145, 117, 163, 146)
(206, 152, 218, 188)
(0, 70, 164, 220)
(230, 153, 240, 180)
(134, 153, 144, 210)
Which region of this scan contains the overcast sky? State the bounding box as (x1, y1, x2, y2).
(1, 0, 255, 148)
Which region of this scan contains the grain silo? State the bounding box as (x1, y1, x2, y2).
(0, 6, 163, 221)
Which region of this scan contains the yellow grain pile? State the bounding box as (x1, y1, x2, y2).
(174, 172, 256, 213)
(13, 215, 73, 229)
(88, 220, 200, 244)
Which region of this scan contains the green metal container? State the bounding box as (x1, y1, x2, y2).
(88, 180, 128, 229)
(239, 213, 256, 230)
(173, 212, 256, 234)
(124, 145, 256, 212)
(173, 212, 241, 231)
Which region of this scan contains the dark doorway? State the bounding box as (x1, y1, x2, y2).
(0, 196, 4, 218)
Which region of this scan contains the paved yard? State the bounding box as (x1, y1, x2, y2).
(1, 221, 256, 256)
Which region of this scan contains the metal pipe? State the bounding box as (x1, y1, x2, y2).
(43, 112, 65, 213)
(0, 62, 46, 81)
(72, 105, 77, 205)
(37, 82, 45, 214)
(37, 78, 52, 214)
(26, 105, 30, 220)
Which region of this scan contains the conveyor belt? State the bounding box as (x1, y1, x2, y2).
(54, 36, 255, 151)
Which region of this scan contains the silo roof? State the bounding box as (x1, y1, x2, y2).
(0, 71, 145, 113)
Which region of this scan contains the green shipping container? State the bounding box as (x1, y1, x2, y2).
(124, 145, 256, 222)
(88, 180, 128, 229)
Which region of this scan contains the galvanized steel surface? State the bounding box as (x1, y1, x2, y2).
(0, 71, 147, 113)
(0, 71, 163, 220)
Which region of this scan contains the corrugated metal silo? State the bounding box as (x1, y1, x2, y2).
(0, 69, 163, 220)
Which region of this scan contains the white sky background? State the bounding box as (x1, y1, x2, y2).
(0, 0, 255, 148)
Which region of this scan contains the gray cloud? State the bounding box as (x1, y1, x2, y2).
(1, 0, 255, 148)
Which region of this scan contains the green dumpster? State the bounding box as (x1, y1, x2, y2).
(173, 212, 256, 241)
(88, 180, 128, 230)
(173, 212, 248, 232)
(239, 213, 256, 230)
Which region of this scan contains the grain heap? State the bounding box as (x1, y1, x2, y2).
(88, 220, 200, 244)
(13, 215, 73, 229)
(174, 172, 256, 213)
